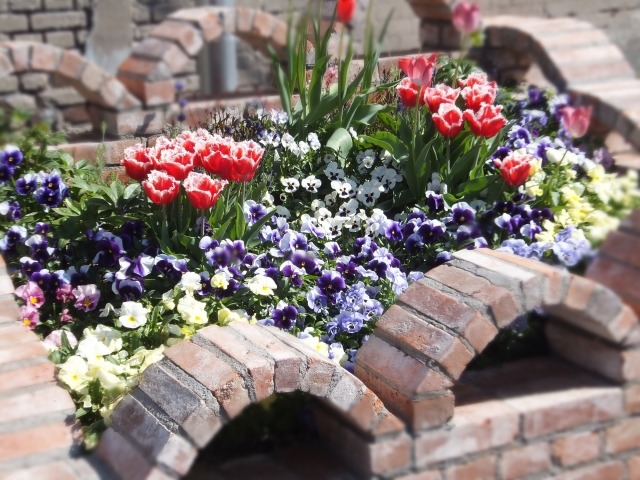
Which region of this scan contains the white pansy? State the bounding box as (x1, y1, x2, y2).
(281, 177, 300, 193)
(247, 275, 278, 296)
(324, 191, 338, 206)
(262, 192, 275, 206)
(324, 161, 345, 181)
(91, 325, 122, 354)
(307, 132, 321, 151)
(218, 307, 253, 325)
(275, 205, 291, 219)
(314, 207, 332, 222)
(162, 290, 176, 310)
(177, 295, 209, 325)
(310, 199, 326, 211)
(281, 133, 295, 149)
(0, 202, 9, 215)
(178, 271, 202, 294)
(338, 198, 359, 217)
(320, 216, 346, 239)
(427, 172, 447, 194)
(118, 301, 149, 329)
(298, 141, 310, 155)
(301, 175, 321, 192)
(331, 179, 356, 199)
(357, 180, 383, 207)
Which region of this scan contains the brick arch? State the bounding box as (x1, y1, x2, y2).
(117, 6, 290, 108)
(0, 41, 141, 114)
(93, 322, 407, 479)
(355, 248, 640, 432)
(477, 16, 640, 150)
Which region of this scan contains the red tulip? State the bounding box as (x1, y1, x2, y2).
(452, 1, 481, 34)
(494, 152, 532, 187)
(336, 0, 356, 24)
(462, 81, 497, 111)
(396, 77, 425, 108)
(464, 104, 507, 138)
(201, 138, 264, 182)
(560, 105, 593, 139)
(432, 103, 464, 137)
(121, 144, 155, 181)
(424, 84, 460, 113)
(156, 149, 195, 181)
(142, 170, 180, 205)
(398, 52, 439, 87)
(458, 72, 489, 88)
(183, 172, 228, 210)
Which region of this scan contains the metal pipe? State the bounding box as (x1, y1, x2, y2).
(198, 0, 238, 96)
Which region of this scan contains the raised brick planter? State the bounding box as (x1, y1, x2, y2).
(1, 223, 639, 478)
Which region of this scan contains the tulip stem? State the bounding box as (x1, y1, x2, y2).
(161, 204, 168, 245)
(447, 138, 451, 175)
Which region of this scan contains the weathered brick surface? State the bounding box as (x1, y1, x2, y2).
(150, 20, 203, 56)
(425, 265, 522, 328)
(605, 418, 640, 454)
(0, 419, 79, 464)
(553, 460, 625, 480)
(552, 431, 601, 467)
(500, 443, 551, 480)
(445, 455, 496, 480)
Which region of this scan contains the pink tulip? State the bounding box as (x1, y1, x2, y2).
(560, 105, 593, 139)
(398, 53, 439, 87)
(452, 2, 481, 34)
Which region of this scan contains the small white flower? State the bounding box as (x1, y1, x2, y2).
(281, 177, 300, 193)
(177, 296, 209, 325)
(275, 205, 291, 219)
(298, 141, 310, 155)
(310, 199, 326, 211)
(162, 290, 175, 310)
(307, 132, 321, 151)
(288, 142, 301, 157)
(118, 301, 149, 329)
(331, 179, 356, 199)
(321, 217, 346, 239)
(247, 275, 278, 296)
(0, 202, 9, 215)
(178, 271, 202, 294)
(210, 271, 231, 289)
(324, 161, 345, 181)
(315, 207, 332, 222)
(281, 133, 295, 148)
(301, 175, 321, 192)
(357, 181, 383, 206)
(338, 198, 359, 217)
(324, 191, 338, 206)
(262, 192, 275, 206)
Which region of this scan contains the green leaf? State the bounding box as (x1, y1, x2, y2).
(458, 176, 494, 196)
(359, 132, 408, 160)
(326, 128, 353, 167)
(242, 208, 275, 247)
(232, 202, 246, 240)
(213, 216, 233, 240)
(123, 183, 141, 200)
(347, 103, 386, 127)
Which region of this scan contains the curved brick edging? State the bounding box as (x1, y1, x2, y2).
(356, 247, 640, 432)
(94, 323, 406, 480)
(475, 16, 640, 152)
(117, 6, 290, 109)
(0, 41, 141, 115)
(0, 256, 105, 479)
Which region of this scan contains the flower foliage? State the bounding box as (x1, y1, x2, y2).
(0, 14, 639, 449)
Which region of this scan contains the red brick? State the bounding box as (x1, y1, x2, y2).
(196, 325, 275, 402)
(606, 418, 640, 454)
(0, 270, 14, 296)
(452, 249, 544, 310)
(0, 324, 40, 347)
(546, 322, 639, 382)
(163, 340, 250, 417)
(228, 323, 302, 393)
(562, 275, 596, 312)
(265, 328, 338, 398)
(0, 420, 79, 463)
(376, 305, 474, 379)
(57, 49, 85, 80)
(110, 395, 197, 475)
(0, 460, 78, 480)
(235, 7, 256, 34)
(586, 257, 640, 311)
(79, 62, 108, 93)
(151, 20, 204, 56)
(0, 296, 20, 323)
(396, 471, 442, 480)
(400, 280, 498, 352)
(0, 340, 47, 366)
(445, 456, 496, 480)
(170, 8, 223, 42)
(7, 42, 31, 73)
(371, 411, 405, 437)
(118, 76, 175, 107)
(344, 388, 386, 433)
(250, 10, 275, 40)
(477, 250, 567, 305)
(625, 384, 640, 414)
(425, 265, 521, 328)
(355, 366, 453, 431)
(356, 335, 452, 396)
(96, 428, 155, 480)
(414, 397, 519, 466)
(500, 443, 551, 480)
(622, 209, 640, 234)
(96, 77, 129, 108)
(30, 43, 61, 71)
(599, 230, 640, 269)
(552, 431, 601, 467)
(118, 55, 171, 81)
(0, 362, 55, 394)
(0, 385, 75, 424)
(270, 19, 288, 51)
(553, 461, 624, 480)
(629, 456, 640, 480)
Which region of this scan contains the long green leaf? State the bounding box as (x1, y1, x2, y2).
(326, 128, 353, 167)
(242, 208, 275, 247)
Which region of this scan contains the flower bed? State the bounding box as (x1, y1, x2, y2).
(1, 3, 639, 449)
